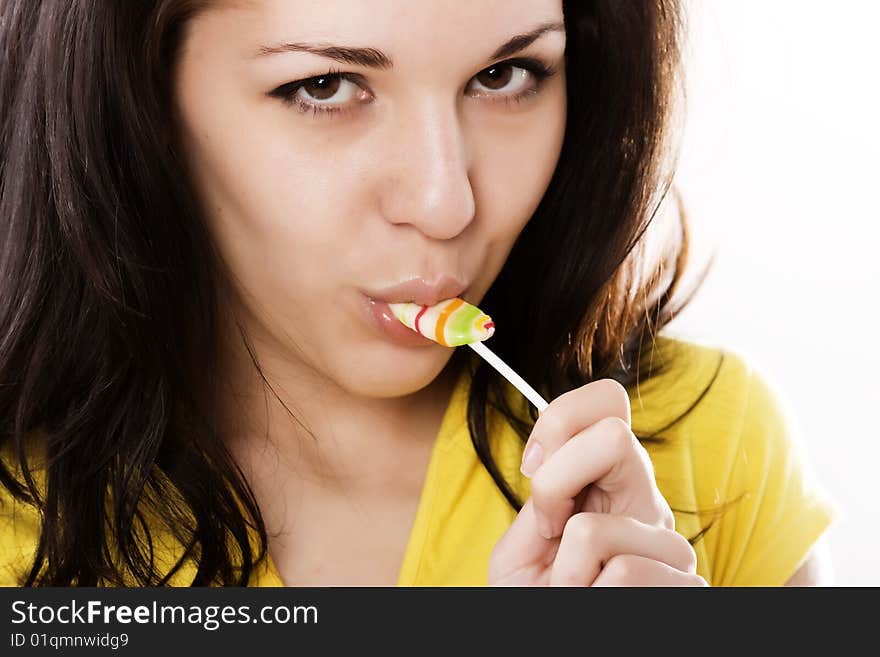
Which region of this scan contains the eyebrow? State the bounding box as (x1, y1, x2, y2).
(252, 20, 566, 69)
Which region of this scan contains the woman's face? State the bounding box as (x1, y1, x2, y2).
(173, 0, 567, 398)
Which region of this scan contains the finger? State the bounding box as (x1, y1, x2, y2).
(520, 378, 631, 479)
(549, 513, 697, 586)
(488, 498, 561, 585)
(592, 555, 708, 587)
(529, 416, 670, 538)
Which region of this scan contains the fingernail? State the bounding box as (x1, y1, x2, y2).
(520, 441, 543, 478)
(534, 507, 554, 540)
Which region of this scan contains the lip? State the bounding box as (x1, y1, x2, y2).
(364, 274, 467, 307)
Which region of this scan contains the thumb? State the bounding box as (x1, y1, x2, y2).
(488, 498, 560, 584)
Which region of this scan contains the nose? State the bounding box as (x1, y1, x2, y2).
(378, 98, 476, 240)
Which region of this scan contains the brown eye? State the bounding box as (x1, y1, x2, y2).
(469, 63, 533, 97)
(475, 64, 515, 91)
(301, 75, 343, 101)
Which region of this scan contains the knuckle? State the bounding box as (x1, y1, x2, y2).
(598, 377, 629, 400)
(672, 533, 698, 572)
(602, 555, 640, 584)
(597, 378, 631, 416)
(658, 503, 676, 531)
(564, 512, 601, 546)
(646, 494, 675, 530)
(599, 416, 634, 454)
(602, 414, 631, 435)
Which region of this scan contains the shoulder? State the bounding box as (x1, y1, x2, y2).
(0, 431, 46, 586)
(632, 333, 837, 585)
(630, 332, 821, 470)
(628, 331, 823, 488)
(0, 432, 196, 586)
(628, 333, 750, 439)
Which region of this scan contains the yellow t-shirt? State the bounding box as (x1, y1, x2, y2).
(0, 335, 837, 586)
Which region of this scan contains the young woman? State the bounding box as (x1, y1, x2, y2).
(0, 0, 835, 586)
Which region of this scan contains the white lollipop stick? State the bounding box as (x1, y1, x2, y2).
(467, 341, 549, 414)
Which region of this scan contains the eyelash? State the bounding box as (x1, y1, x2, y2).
(268, 57, 558, 118)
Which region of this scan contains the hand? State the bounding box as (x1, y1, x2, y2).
(488, 379, 706, 586)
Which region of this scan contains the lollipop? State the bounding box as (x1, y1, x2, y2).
(388, 297, 549, 413)
(388, 298, 495, 347)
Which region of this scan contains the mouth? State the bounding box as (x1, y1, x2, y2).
(361, 274, 473, 347)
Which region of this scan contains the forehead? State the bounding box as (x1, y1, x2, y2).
(197, 0, 565, 61)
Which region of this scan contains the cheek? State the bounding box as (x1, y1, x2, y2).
(476, 103, 566, 242)
(477, 87, 565, 216)
(181, 133, 357, 315)
(179, 138, 364, 374)
(462, 97, 565, 297)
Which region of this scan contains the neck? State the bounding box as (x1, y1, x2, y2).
(215, 321, 463, 494)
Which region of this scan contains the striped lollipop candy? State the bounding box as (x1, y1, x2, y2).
(388, 298, 495, 347)
(391, 297, 549, 413)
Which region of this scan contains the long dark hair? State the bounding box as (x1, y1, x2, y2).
(0, 0, 709, 586)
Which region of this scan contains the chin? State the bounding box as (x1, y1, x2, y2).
(335, 347, 455, 398)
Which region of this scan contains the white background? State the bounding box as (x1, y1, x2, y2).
(670, 1, 879, 585)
